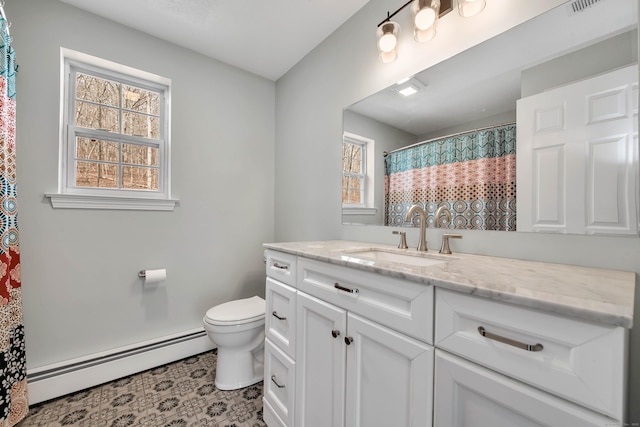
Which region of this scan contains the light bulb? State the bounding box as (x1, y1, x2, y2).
(411, 0, 440, 43)
(414, 7, 437, 30)
(378, 32, 397, 52)
(376, 21, 400, 62)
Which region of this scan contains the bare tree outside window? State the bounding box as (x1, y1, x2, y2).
(74, 73, 160, 191)
(342, 141, 364, 205)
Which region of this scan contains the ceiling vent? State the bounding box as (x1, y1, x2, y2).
(567, 0, 603, 14)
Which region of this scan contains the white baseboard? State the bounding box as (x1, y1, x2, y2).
(27, 328, 215, 405)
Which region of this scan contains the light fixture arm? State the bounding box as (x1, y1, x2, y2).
(377, 0, 414, 28)
(377, 0, 452, 27)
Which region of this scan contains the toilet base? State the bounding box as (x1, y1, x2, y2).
(214, 344, 264, 390)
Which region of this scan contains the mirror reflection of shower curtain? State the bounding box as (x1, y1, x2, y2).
(0, 10, 28, 426)
(384, 123, 516, 231)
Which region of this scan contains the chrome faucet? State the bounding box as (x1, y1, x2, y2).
(405, 204, 428, 251)
(435, 206, 452, 228)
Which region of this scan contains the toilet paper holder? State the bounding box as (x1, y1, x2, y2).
(138, 269, 167, 283)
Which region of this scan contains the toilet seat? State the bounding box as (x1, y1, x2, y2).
(204, 296, 265, 326)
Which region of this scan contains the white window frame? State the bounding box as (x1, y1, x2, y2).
(46, 48, 177, 210)
(342, 132, 376, 216)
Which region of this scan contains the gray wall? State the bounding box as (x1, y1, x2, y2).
(7, 0, 275, 368)
(275, 0, 640, 422)
(417, 110, 516, 142)
(522, 29, 638, 97)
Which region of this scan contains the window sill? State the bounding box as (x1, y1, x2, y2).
(45, 193, 179, 211)
(342, 207, 377, 216)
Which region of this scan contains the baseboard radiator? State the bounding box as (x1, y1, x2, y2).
(26, 328, 215, 405)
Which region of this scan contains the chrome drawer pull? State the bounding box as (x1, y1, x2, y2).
(273, 262, 289, 270)
(272, 311, 286, 321)
(478, 326, 543, 352)
(334, 282, 359, 294)
(271, 375, 285, 389)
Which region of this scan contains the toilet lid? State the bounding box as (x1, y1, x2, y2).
(205, 296, 265, 325)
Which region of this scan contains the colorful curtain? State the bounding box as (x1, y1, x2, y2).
(384, 123, 516, 231)
(0, 13, 27, 427)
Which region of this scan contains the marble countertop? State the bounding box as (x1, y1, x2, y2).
(263, 240, 636, 329)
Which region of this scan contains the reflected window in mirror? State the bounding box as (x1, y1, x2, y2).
(342, 132, 376, 216)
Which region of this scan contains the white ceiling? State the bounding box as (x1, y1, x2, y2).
(57, 0, 371, 81)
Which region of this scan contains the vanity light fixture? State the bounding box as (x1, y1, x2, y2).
(457, 0, 486, 17)
(376, 0, 486, 62)
(377, 20, 401, 63)
(411, 0, 440, 42)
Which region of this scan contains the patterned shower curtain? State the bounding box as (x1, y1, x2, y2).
(0, 13, 28, 427)
(384, 123, 516, 231)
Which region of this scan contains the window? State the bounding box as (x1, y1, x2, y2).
(342, 132, 376, 215)
(47, 49, 176, 210)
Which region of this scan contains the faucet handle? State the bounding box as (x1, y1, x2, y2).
(392, 230, 408, 249)
(440, 234, 462, 254)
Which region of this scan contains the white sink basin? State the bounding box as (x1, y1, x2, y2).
(342, 249, 448, 267)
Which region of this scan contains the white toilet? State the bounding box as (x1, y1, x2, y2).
(203, 296, 266, 390)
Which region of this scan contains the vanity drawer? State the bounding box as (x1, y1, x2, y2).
(266, 250, 297, 287)
(265, 277, 297, 358)
(435, 289, 627, 420)
(264, 338, 295, 427)
(298, 257, 433, 344)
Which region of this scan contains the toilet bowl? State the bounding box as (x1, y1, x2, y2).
(203, 296, 265, 390)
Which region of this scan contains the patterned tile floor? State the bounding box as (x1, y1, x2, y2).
(16, 350, 266, 427)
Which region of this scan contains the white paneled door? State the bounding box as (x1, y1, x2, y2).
(517, 64, 638, 235)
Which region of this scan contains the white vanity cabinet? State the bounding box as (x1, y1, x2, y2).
(435, 288, 627, 426)
(296, 292, 434, 427)
(263, 244, 633, 427)
(263, 252, 435, 427)
(295, 258, 435, 427)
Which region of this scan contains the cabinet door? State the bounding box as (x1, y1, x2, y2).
(434, 350, 617, 427)
(296, 292, 347, 427)
(345, 313, 433, 427)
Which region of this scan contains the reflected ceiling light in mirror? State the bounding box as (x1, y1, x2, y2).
(393, 78, 425, 96)
(398, 86, 418, 96)
(377, 20, 400, 63)
(457, 0, 486, 17)
(412, 0, 440, 42)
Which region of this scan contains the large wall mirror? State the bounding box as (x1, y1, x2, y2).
(342, 1, 638, 234)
